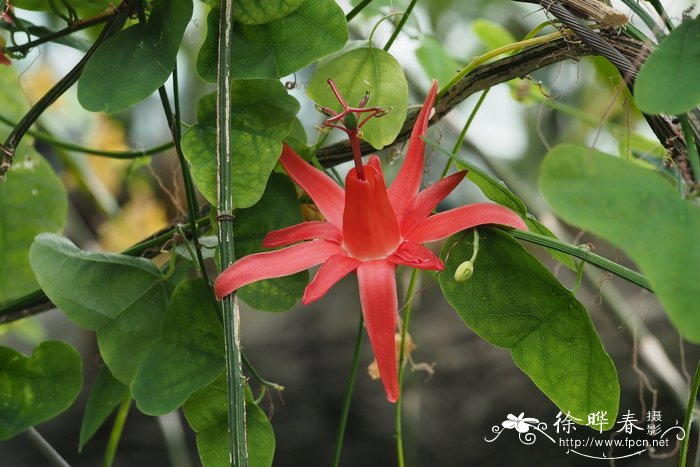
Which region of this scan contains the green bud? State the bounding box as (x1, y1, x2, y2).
(343, 112, 358, 130)
(454, 260, 474, 282)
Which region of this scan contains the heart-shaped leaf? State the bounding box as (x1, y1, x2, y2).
(79, 366, 129, 450)
(0, 341, 82, 440)
(181, 80, 299, 208)
(635, 16, 700, 115)
(132, 279, 224, 415)
(197, 0, 347, 81)
(439, 228, 619, 429)
(307, 46, 408, 149)
(184, 378, 275, 467)
(539, 144, 700, 341)
(29, 234, 168, 383)
(78, 0, 193, 113)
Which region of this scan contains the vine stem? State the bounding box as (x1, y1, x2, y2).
(508, 229, 651, 291)
(0, 114, 173, 158)
(24, 428, 70, 467)
(437, 30, 564, 99)
(395, 268, 419, 467)
(216, 0, 248, 465)
(679, 360, 700, 466)
(330, 314, 364, 467)
(103, 397, 131, 467)
(382, 0, 418, 51)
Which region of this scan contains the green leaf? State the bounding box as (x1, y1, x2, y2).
(635, 16, 700, 114)
(307, 46, 407, 149)
(0, 151, 67, 304)
(235, 0, 306, 24)
(132, 279, 224, 415)
(181, 80, 299, 208)
(439, 228, 619, 429)
(29, 234, 168, 383)
(197, 0, 347, 81)
(0, 341, 82, 440)
(415, 35, 460, 87)
(472, 19, 516, 50)
(77, 0, 193, 113)
(184, 378, 275, 467)
(539, 144, 700, 342)
(236, 173, 308, 312)
(79, 366, 129, 451)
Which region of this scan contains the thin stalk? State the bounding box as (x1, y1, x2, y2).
(0, 115, 173, 157)
(242, 353, 284, 392)
(382, 0, 418, 51)
(156, 68, 214, 294)
(24, 428, 70, 467)
(346, 0, 373, 22)
(679, 360, 700, 466)
(395, 269, 419, 467)
(617, 0, 663, 39)
(438, 30, 564, 99)
(439, 88, 490, 179)
(679, 114, 700, 188)
(509, 230, 651, 291)
(216, 0, 248, 465)
(103, 397, 131, 467)
(644, 0, 674, 32)
(4, 10, 115, 54)
(330, 314, 365, 467)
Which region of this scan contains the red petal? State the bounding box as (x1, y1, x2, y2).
(343, 165, 401, 260)
(406, 203, 527, 244)
(303, 254, 360, 304)
(367, 155, 382, 172)
(214, 240, 343, 300)
(357, 260, 399, 402)
(388, 242, 444, 270)
(263, 221, 341, 247)
(399, 170, 467, 236)
(387, 80, 438, 219)
(280, 144, 345, 230)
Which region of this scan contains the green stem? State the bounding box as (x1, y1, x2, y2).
(679, 360, 700, 466)
(345, 0, 373, 21)
(617, 0, 663, 39)
(157, 68, 213, 295)
(439, 88, 490, 179)
(0, 114, 173, 157)
(24, 428, 70, 467)
(242, 353, 284, 392)
(4, 10, 114, 54)
(330, 314, 364, 467)
(509, 230, 651, 291)
(438, 30, 564, 99)
(104, 397, 131, 467)
(678, 114, 700, 188)
(382, 0, 418, 51)
(0, 0, 132, 177)
(216, 0, 248, 465)
(395, 269, 419, 467)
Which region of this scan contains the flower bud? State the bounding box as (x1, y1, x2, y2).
(454, 260, 474, 282)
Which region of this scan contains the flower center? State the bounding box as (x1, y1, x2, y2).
(342, 165, 401, 260)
